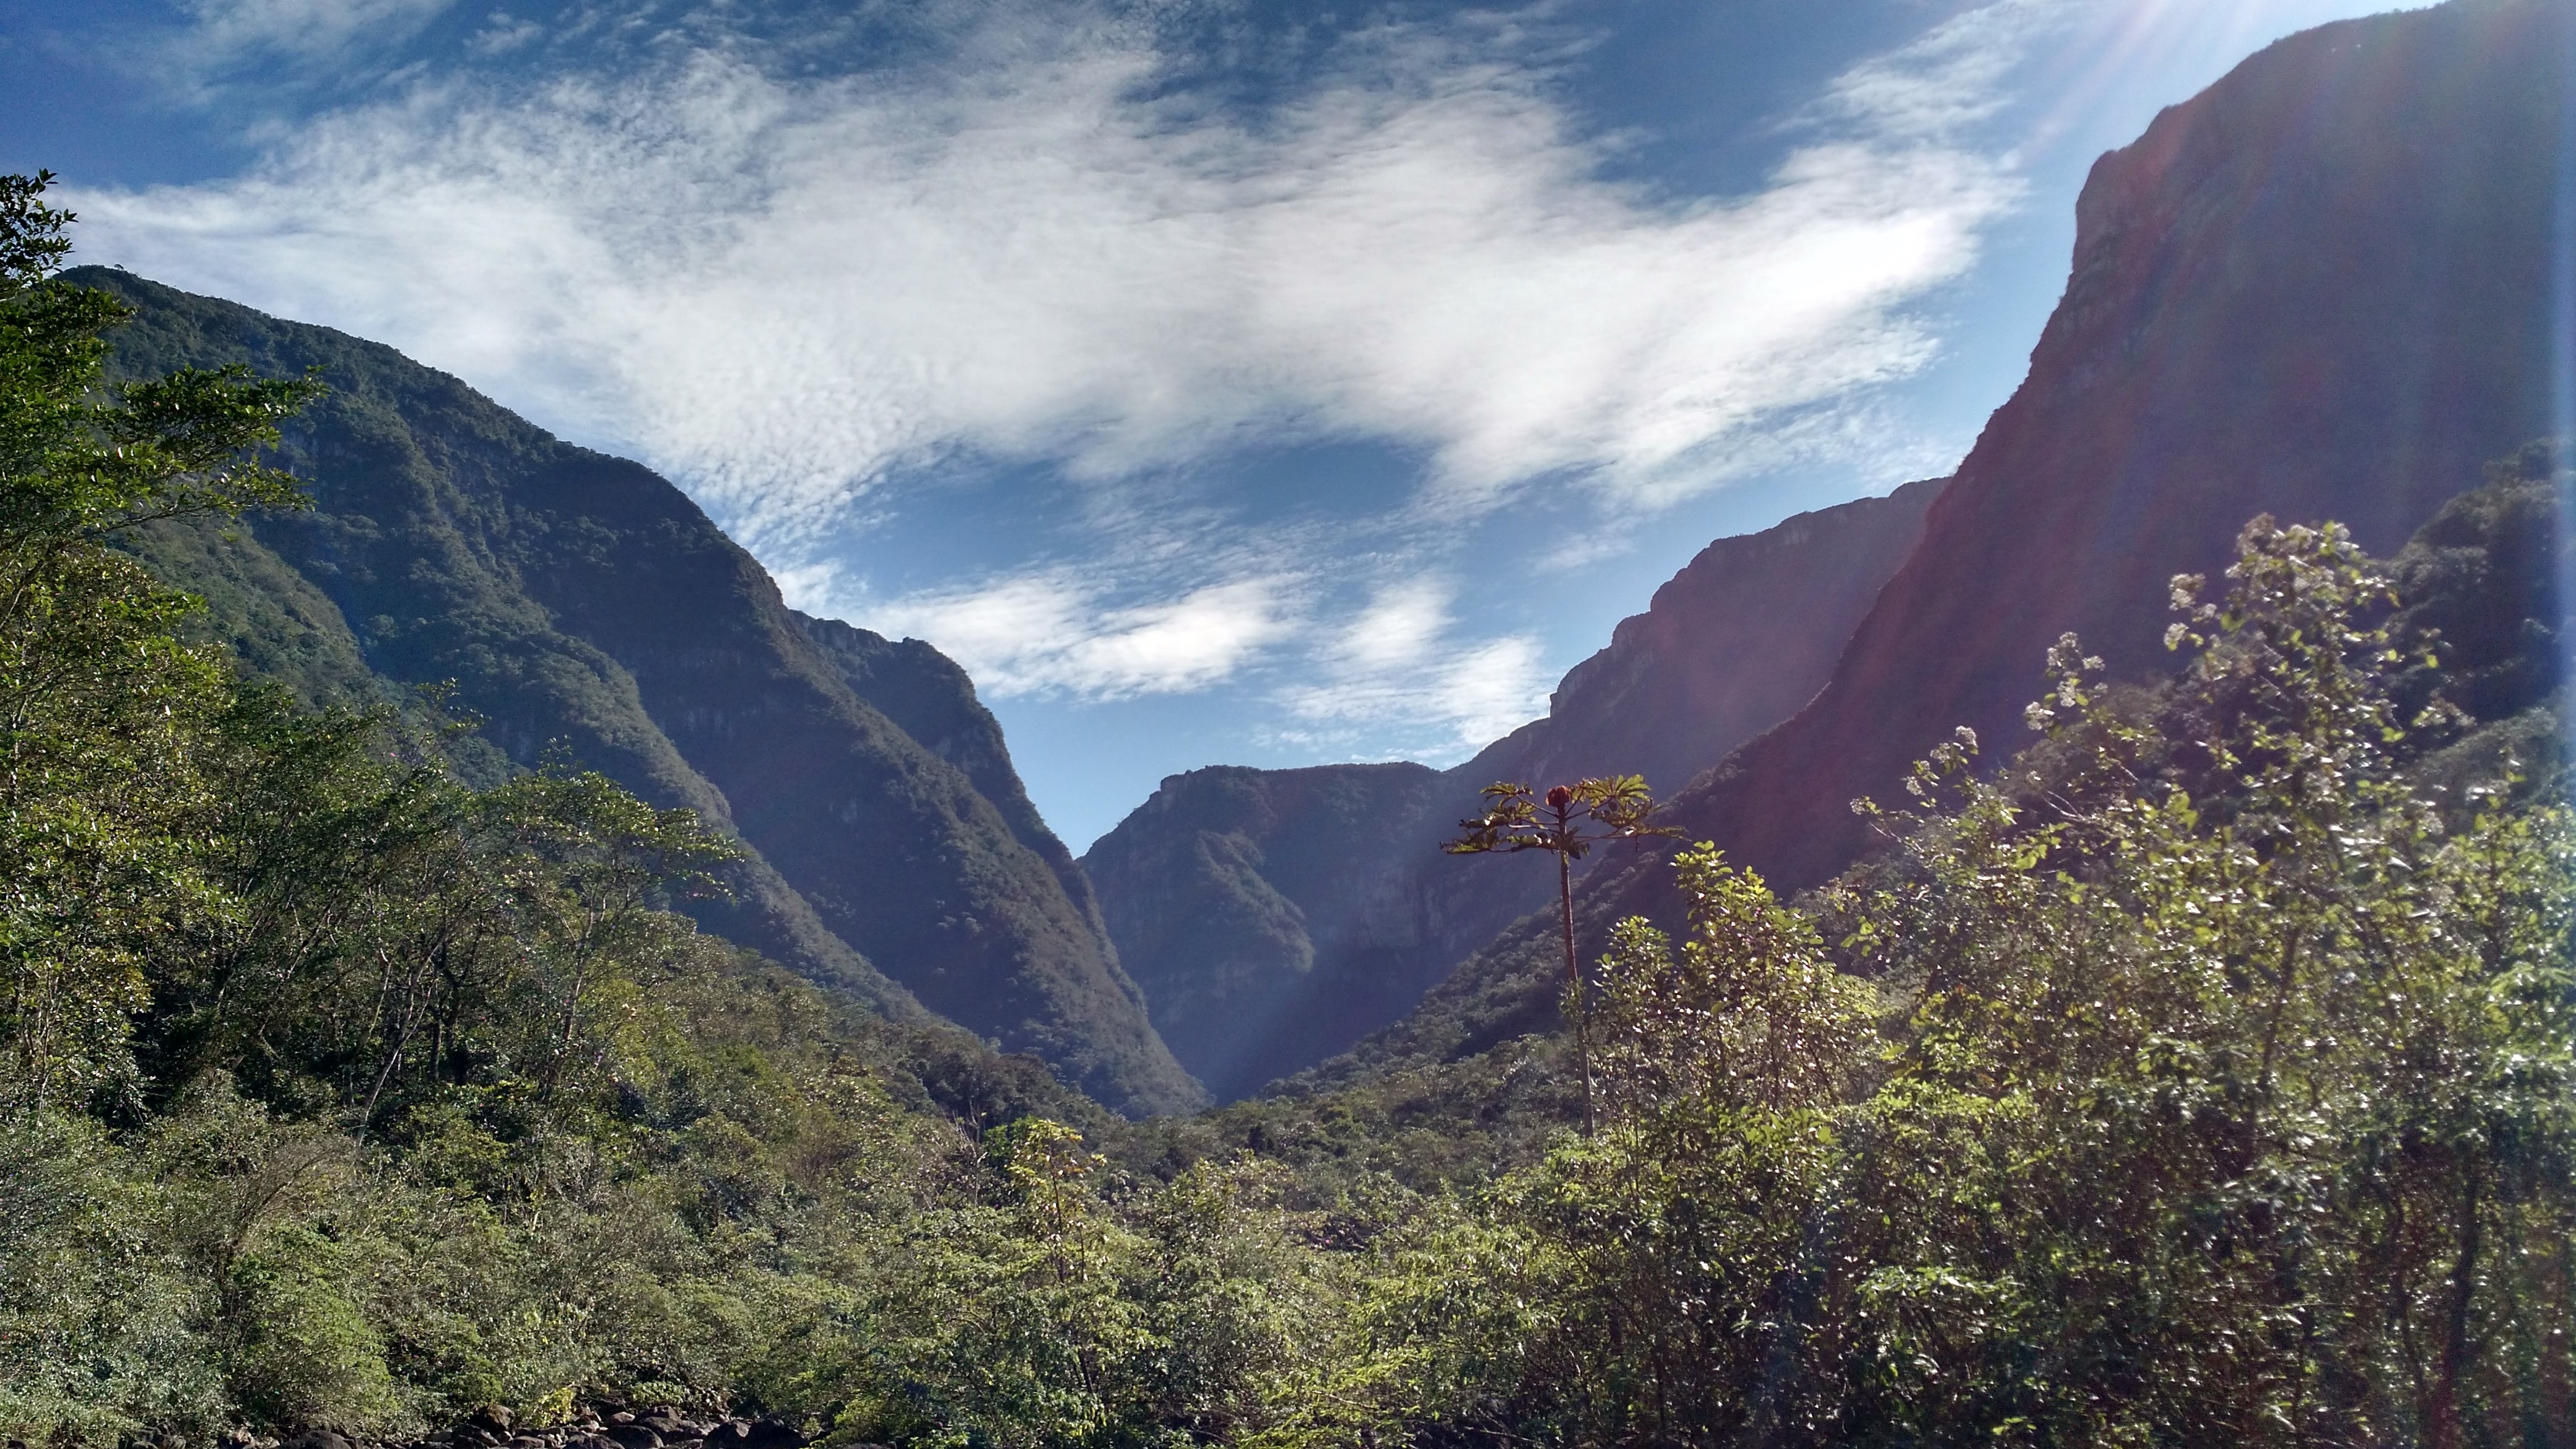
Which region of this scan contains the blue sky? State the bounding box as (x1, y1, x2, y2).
(1, 0, 2408, 848)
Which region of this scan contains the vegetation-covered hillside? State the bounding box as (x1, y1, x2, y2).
(8, 167, 2574, 1446)
(71, 267, 1199, 1118)
(1083, 762, 1448, 1102)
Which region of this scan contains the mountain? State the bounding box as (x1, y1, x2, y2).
(1083, 763, 1445, 1103)
(84, 268, 1204, 1116)
(1456, 476, 1948, 819)
(1086, 478, 1943, 1101)
(1338, 0, 2575, 1075)
(1687, 0, 2570, 890)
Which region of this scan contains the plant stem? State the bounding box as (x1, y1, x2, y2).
(1561, 848, 1592, 1137)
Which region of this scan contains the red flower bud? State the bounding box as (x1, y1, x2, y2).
(1546, 785, 1574, 809)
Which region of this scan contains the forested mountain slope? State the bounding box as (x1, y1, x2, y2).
(84, 268, 1203, 1116)
(1087, 479, 1942, 1100)
(14, 0, 2576, 1416)
(1083, 762, 1448, 1103)
(1334, 0, 2576, 1077)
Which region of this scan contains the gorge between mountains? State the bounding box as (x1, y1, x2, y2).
(19, 1, 2576, 1441)
(93, 0, 2576, 1115)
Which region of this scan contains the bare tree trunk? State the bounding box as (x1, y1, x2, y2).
(354, 941, 436, 1145)
(1562, 851, 1592, 1138)
(2425, 1173, 2483, 1449)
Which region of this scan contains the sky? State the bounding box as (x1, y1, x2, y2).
(0, 0, 2416, 850)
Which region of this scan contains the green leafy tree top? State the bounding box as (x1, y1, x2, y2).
(1443, 774, 1674, 861)
(0, 173, 321, 594)
(1, 173, 325, 1116)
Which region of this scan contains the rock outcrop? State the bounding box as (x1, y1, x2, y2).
(1347, 0, 2576, 1073)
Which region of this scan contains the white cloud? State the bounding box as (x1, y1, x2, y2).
(468, 13, 545, 57)
(1822, 0, 2063, 138)
(1429, 634, 1558, 755)
(1272, 578, 1554, 759)
(861, 572, 1300, 700)
(770, 557, 850, 617)
(163, 0, 461, 83)
(69, 0, 2034, 553)
(61, 0, 2121, 729)
(1277, 630, 1554, 761)
(1337, 578, 1453, 674)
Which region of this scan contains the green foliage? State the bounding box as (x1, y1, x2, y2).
(1801, 519, 2576, 1444)
(0, 176, 322, 1119)
(1300, 515, 2576, 1446)
(1443, 774, 1674, 862)
(5, 159, 2573, 1447)
(0, 1111, 224, 1445)
(1595, 850, 1874, 1122)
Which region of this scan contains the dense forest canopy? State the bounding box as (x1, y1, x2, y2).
(4, 170, 2574, 1448)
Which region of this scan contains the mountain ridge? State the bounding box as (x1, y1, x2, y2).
(1315, 0, 2576, 1080)
(84, 267, 1204, 1116)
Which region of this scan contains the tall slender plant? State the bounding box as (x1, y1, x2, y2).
(1446, 775, 1676, 1134)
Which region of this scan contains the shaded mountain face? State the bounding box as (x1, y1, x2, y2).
(789, 613, 1120, 952)
(1340, 0, 2576, 1076)
(1086, 479, 1941, 1101)
(1084, 763, 1446, 1102)
(87, 269, 1204, 1116)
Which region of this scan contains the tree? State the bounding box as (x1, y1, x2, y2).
(1446, 775, 1676, 1135)
(1351, 513, 2576, 1447)
(0, 172, 321, 1114)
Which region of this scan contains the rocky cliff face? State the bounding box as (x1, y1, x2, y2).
(1683, 0, 2570, 894)
(1348, 0, 2576, 1074)
(89, 269, 1204, 1117)
(1083, 763, 1447, 1102)
(1085, 480, 1941, 1101)
(1464, 477, 1946, 814)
